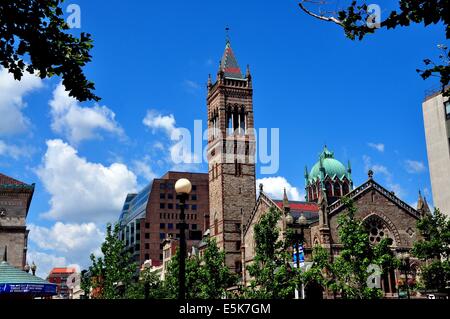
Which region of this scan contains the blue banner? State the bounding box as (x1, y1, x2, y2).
(0, 283, 57, 295)
(293, 244, 305, 264)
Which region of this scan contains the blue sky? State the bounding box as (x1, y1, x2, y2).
(0, 0, 445, 276)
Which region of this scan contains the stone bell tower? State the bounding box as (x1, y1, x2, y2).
(207, 39, 256, 273)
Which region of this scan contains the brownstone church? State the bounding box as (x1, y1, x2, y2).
(205, 39, 430, 297)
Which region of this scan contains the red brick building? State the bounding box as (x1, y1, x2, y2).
(47, 267, 77, 299)
(119, 172, 209, 267)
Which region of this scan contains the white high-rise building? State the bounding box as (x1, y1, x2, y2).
(422, 89, 450, 217)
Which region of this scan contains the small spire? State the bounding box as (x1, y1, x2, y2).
(2, 246, 6, 262)
(347, 160, 352, 173)
(207, 74, 212, 88)
(283, 188, 290, 209)
(417, 190, 425, 212)
(246, 64, 251, 78)
(259, 183, 264, 192)
(304, 165, 309, 179)
(423, 196, 431, 215)
(225, 26, 230, 44)
(368, 169, 374, 179)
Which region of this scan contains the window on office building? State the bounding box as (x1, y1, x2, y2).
(192, 204, 197, 211)
(160, 193, 165, 199)
(191, 195, 197, 201)
(145, 222, 150, 229)
(145, 233, 150, 239)
(145, 243, 149, 249)
(168, 203, 173, 209)
(160, 233, 165, 240)
(160, 203, 165, 209)
(160, 223, 165, 229)
(168, 193, 174, 199)
(168, 223, 173, 229)
(145, 254, 150, 260)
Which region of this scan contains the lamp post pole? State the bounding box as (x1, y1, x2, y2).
(399, 252, 411, 299)
(298, 214, 307, 300)
(175, 178, 192, 300)
(178, 192, 188, 300)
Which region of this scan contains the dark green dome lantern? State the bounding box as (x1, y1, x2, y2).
(304, 146, 353, 203)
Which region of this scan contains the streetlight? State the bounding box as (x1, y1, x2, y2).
(399, 252, 411, 299)
(175, 178, 192, 300)
(287, 212, 307, 299)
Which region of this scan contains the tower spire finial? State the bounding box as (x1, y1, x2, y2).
(225, 26, 230, 43)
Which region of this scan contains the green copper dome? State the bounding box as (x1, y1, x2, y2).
(306, 146, 351, 184)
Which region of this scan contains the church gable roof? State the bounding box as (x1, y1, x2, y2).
(244, 190, 319, 236)
(328, 177, 420, 220)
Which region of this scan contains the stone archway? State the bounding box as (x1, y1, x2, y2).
(362, 212, 401, 246)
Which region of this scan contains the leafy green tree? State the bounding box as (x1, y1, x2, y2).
(245, 206, 296, 299)
(80, 269, 91, 298)
(163, 249, 203, 299)
(163, 238, 236, 299)
(197, 237, 238, 298)
(303, 197, 399, 299)
(298, 0, 449, 95)
(87, 223, 137, 299)
(412, 208, 450, 292)
(0, 0, 99, 101)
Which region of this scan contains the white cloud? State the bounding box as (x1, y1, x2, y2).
(36, 139, 138, 223)
(29, 222, 104, 254)
(183, 80, 201, 93)
(49, 83, 124, 144)
(256, 176, 303, 201)
(26, 251, 82, 279)
(133, 156, 157, 182)
(368, 142, 385, 152)
(143, 110, 199, 166)
(0, 140, 32, 159)
(0, 67, 43, 135)
(143, 110, 180, 140)
(28, 222, 104, 278)
(363, 155, 406, 198)
(405, 159, 426, 174)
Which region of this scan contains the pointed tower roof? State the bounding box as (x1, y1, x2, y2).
(417, 191, 425, 211)
(219, 40, 244, 79)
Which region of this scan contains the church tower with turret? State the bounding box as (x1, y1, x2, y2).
(207, 39, 256, 274)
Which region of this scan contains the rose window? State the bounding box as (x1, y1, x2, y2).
(366, 219, 389, 244)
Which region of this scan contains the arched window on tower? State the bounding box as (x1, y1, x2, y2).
(333, 182, 341, 197)
(227, 108, 233, 135)
(325, 182, 332, 198)
(342, 182, 349, 195)
(239, 107, 245, 135)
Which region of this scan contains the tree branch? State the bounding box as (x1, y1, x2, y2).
(298, 1, 344, 26)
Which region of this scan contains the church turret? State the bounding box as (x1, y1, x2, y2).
(305, 146, 352, 204)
